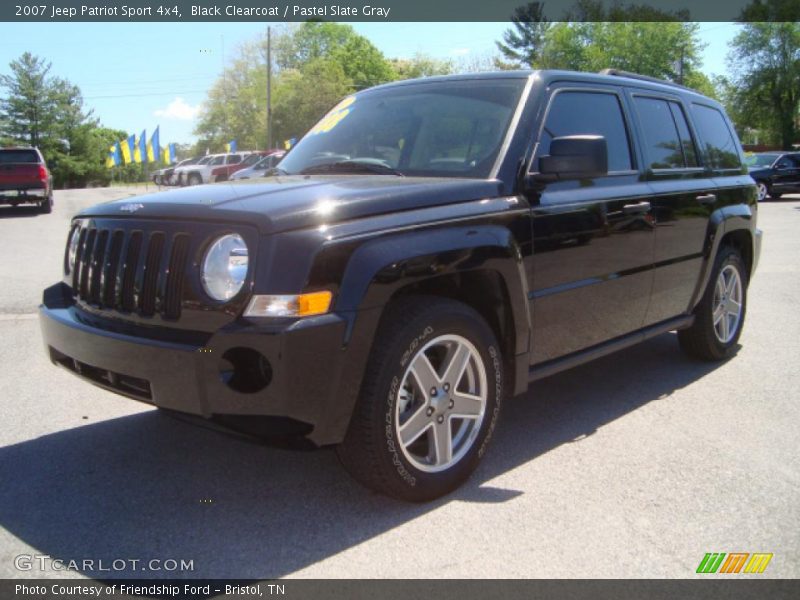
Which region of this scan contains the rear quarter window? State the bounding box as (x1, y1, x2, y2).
(691, 104, 741, 169)
(633, 97, 699, 169)
(0, 150, 39, 164)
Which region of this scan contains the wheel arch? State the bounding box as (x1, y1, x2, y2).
(321, 225, 531, 442)
(688, 206, 756, 311)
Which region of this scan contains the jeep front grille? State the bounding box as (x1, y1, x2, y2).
(71, 224, 189, 320)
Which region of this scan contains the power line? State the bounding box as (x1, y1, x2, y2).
(84, 89, 207, 100)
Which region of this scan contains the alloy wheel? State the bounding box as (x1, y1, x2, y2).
(712, 264, 743, 344)
(395, 334, 487, 473)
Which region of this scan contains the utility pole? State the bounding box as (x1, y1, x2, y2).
(266, 26, 272, 150)
(222, 34, 227, 141)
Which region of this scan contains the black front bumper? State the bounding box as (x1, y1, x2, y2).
(39, 283, 354, 445)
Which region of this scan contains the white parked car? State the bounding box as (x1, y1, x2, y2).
(172, 155, 213, 186)
(181, 153, 248, 186)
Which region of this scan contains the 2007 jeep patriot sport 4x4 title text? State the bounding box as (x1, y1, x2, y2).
(40, 70, 761, 501)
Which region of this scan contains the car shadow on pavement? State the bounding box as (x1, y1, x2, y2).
(0, 206, 44, 219)
(0, 332, 725, 580)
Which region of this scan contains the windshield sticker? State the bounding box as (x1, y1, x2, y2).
(310, 96, 355, 135)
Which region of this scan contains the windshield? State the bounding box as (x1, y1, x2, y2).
(240, 154, 263, 167)
(250, 156, 269, 170)
(277, 78, 527, 178)
(744, 154, 779, 167)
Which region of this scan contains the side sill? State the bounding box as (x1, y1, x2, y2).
(528, 315, 694, 383)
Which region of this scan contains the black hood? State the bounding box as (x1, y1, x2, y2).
(747, 167, 771, 178)
(79, 175, 505, 234)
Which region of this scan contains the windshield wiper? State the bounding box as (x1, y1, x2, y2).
(299, 160, 404, 177)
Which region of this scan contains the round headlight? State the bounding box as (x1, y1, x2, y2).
(201, 234, 249, 301)
(66, 226, 81, 274)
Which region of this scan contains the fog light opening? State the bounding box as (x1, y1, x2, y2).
(219, 347, 272, 394)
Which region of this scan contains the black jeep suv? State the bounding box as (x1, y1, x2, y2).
(40, 70, 761, 501)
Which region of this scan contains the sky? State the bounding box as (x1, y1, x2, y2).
(0, 21, 739, 146)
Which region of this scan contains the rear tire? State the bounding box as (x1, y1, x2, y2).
(337, 296, 504, 502)
(678, 247, 747, 361)
(39, 194, 53, 214)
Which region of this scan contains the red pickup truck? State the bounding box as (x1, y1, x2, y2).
(0, 147, 54, 213)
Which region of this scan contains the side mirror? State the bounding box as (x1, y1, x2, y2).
(535, 135, 608, 181)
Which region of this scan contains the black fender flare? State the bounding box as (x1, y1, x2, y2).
(317, 224, 532, 444)
(336, 224, 530, 354)
(688, 203, 756, 310)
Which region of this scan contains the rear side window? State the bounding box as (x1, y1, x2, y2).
(634, 97, 698, 169)
(537, 91, 632, 172)
(228, 155, 242, 164)
(0, 150, 39, 164)
(691, 104, 741, 169)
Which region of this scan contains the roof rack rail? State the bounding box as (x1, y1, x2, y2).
(598, 68, 695, 92)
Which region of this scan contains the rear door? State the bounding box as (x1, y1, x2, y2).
(626, 91, 719, 325)
(527, 84, 656, 364)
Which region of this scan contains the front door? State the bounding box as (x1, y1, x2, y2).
(527, 85, 656, 365)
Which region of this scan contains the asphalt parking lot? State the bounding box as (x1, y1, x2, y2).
(0, 187, 798, 579)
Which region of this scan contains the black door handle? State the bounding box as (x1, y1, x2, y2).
(696, 193, 717, 205)
(623, 201, 651, 215)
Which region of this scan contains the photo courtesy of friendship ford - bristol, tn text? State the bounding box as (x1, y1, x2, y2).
(0, 0, 798, 595)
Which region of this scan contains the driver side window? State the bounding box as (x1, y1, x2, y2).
(537, 90, 633, 173)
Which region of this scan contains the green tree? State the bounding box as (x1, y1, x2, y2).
(738, 0, 800, 21)
(727, 21, 800, 149)
(273, 22, 395, 89)
(390, 53, 453, 79)
(0, 53, 59, 148)
(0, 52, 103, 187)
(195, 22, 396, 150)
(538, 22, 704, 86)
(194, 42, 268, 152)
(271, 59, 352, 142)
(565, 0, 689, 20)
(496, 2, 551, 67)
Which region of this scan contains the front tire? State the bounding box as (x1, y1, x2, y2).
(678, 247, 748, 361)
(337, 296, 504, 502)
(188, 173, 202, 186)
